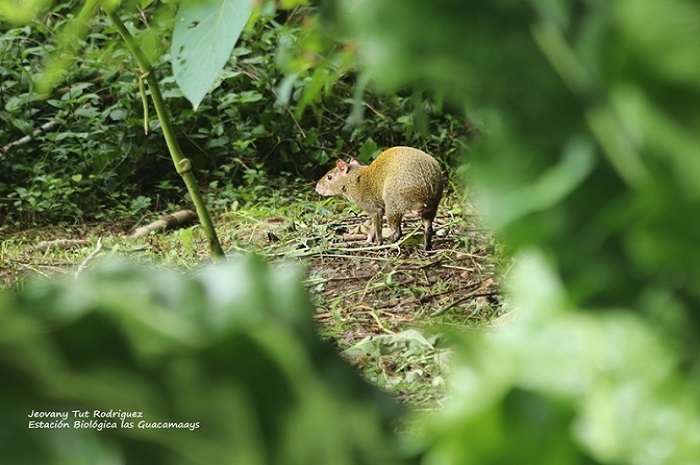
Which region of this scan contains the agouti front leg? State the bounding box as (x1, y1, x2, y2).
(368, 211, 383, 244)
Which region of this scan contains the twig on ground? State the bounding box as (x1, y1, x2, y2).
(129, 210, 197, 238)
(35, 239, 90, 252)
(74, 237, 103, 279)
(431, 290, 500, 317)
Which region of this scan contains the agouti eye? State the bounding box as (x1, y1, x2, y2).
(327, 174, 333, 180)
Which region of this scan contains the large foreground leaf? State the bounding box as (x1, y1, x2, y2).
(0, 257, 405, 465)
(172, 0, 254, 109)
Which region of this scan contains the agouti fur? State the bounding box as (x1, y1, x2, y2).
(316, 146, 444, 251)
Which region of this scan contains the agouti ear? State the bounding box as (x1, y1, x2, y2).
(336, 159, 350, 174)
(349, 157, 361, 166)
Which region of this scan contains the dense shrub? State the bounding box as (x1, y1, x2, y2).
(0, 3, 471, 228)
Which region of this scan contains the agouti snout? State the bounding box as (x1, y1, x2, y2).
(316, 146, 444, 251)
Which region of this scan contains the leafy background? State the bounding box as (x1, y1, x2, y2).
(0, 1, 469, 227)
(2, 0, 700, 463)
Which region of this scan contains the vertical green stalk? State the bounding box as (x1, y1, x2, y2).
(101, 4, 225, 260)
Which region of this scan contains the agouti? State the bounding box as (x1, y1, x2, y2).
(316, 146, 444, 251)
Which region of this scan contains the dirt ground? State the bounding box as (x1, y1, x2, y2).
(306, 211, 502, 335)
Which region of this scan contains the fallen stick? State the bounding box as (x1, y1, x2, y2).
(74, 237, 103, 279)
(129, 209, 198, 239)
(35, 239, 90, 252)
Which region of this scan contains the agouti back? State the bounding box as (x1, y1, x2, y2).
(316, 146, 444, 251)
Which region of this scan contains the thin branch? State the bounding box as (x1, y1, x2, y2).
(74, 237, 103, 279)
(0, 121, 58, 158)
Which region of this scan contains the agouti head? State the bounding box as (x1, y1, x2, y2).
(315, 158, 364, 197)
(316, 146, 444, 251)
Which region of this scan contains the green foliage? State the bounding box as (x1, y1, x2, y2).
(14, 0, 699, 463)
(0, 257, 406, 464)
(172, 0, 254, 109)
(325, 0, 700, 463)
(420, 254, 700, 464)
(0, 2, 469, 229)
(1, 6, 159, 225)
(343, 330, 449, 405)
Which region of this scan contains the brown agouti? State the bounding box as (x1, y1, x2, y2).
(316, 146, 444, 251)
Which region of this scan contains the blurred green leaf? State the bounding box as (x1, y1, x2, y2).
(326, 0, 700, 463)
(172, 0, 255, 110)
(419, 253, 700, 464)
(0, 257, 406, 464)
(357, 137, 378, 163)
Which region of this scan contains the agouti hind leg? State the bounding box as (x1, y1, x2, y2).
(421, 210, 437, 251)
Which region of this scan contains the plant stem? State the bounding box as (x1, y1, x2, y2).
(101, 4, 225, 260)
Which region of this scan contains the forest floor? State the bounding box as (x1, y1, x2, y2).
(0, 186, 505, 407)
